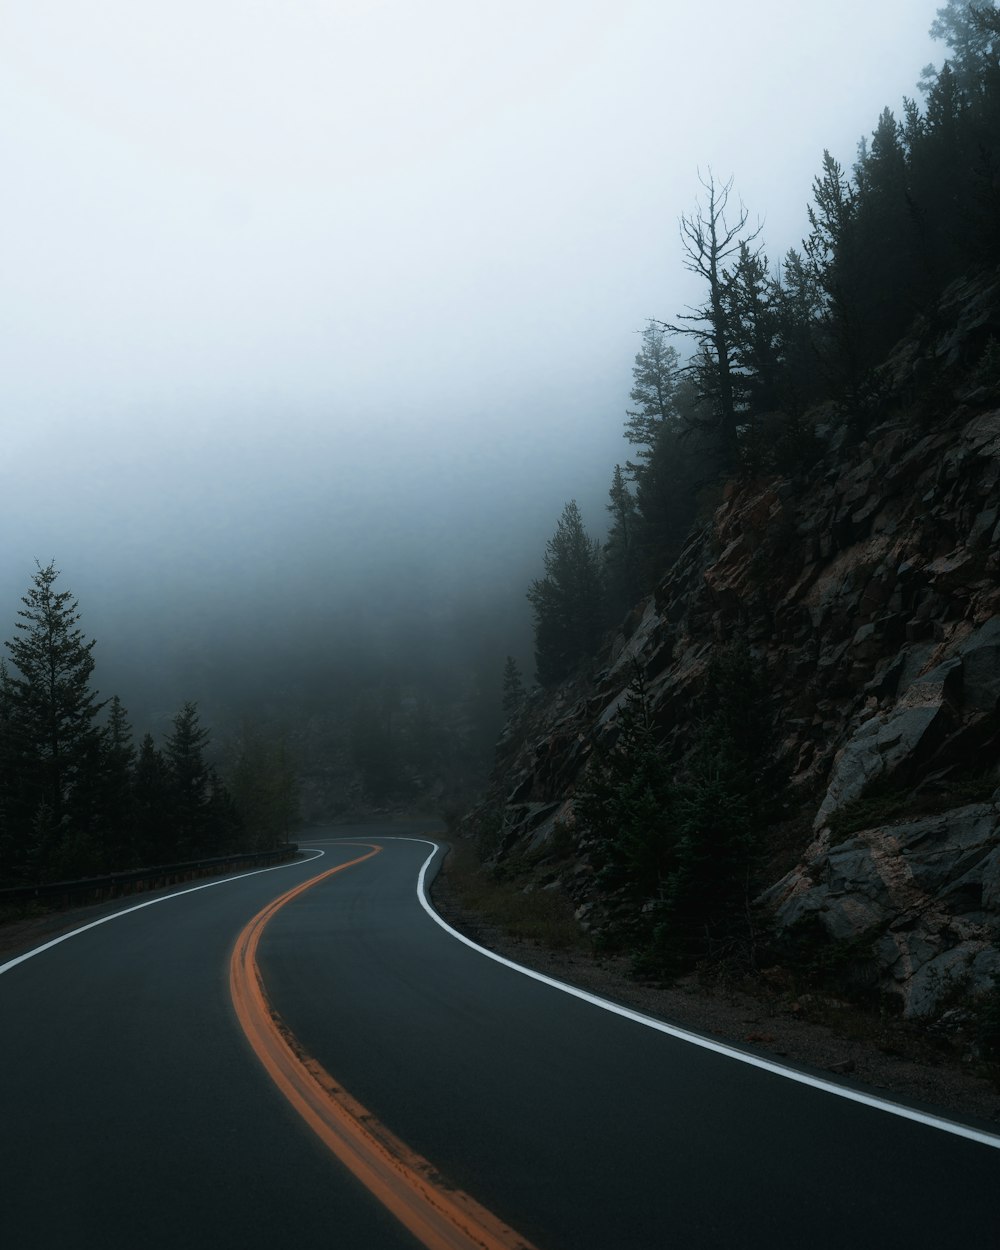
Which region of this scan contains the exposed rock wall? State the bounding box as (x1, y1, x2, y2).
(765, 800, 1000, 1017)
(477, 273, 1000, 1017)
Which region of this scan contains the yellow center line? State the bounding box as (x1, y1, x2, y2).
(229, 842, 540, 1250)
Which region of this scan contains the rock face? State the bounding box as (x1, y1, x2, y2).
(477, 271, 1000, 1018)
(814, 655, 963, 831)
(766, 801, 1000, 1017)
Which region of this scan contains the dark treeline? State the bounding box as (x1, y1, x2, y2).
(525, 0, 1000, 689)
(0, 563, 298, 887)
(502, 1, 1000, 969)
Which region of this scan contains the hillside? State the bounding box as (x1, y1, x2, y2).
(466, 268, 1000, 1025)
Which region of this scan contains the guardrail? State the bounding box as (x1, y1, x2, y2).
(0, 844, 300, 911)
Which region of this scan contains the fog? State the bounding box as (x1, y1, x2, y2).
(0, 2, 941, 738)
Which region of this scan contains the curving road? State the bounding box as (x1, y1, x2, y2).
(2, 822, 998, 1249)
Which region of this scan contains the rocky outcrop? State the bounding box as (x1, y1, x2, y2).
(766, 800, 1000, 1017)
(814, 647, 972, 832)
(475, 271, 1000, 1018)
(761, 610, 1000, 1016)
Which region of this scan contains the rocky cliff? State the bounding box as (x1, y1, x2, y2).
(473, 271, 1000, 1019)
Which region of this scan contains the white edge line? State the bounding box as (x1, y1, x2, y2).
(388, 836, 1000, 1153)
(0, 848, 326, 977)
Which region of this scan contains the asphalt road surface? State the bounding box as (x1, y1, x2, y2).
(2, 822, 998, 1249)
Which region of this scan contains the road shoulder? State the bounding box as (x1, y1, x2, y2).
(430, 842, 1000, 1131)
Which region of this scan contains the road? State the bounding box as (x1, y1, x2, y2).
(1, 823, 997, 1249)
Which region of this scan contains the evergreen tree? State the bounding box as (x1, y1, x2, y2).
(604, 465, 643, 617)
(3, 562, 105, 875)
(925, 2, 1000, 266)
(132, 733, 174, 864)
(772, 247, 825, 411)
(630, 379, 718, 578)
(0, 662, 18, 882)
(164, 701, 212, 856)
(527, 501, 605, 687)
(620, 326, 712, 589)
(928, 1, 1000, 100)
(657, 642, 778, 963)
(853, 108, 922, 356)
(804, 150, 863, 392)
(97, 696, 137, 869)
(724, 240, 782, 418)
(578, 645, 777, 970)
(206, 771, 243, 854)
(914, 62, 970, 279)
(578, 667, 677, 903)
(500, 656, 526, 721)
(624, 323, 681, 466)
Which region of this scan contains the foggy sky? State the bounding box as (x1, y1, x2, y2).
(0, 2, 942, 715)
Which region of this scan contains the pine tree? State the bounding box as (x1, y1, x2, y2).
(206, 771, 243, 855)
(604, 465, 642, 616)
(660, 642, 777, 962)
(804, 149, 862, 390)
(624, 323, 681, 465)
(772, 247, 824, 411)
(621, 325, 710, 588)
(501, 656, 526, 721)
(0, 662, 18, 882)
(853, 108, 921, 356)
(922, 3, 1000, 267)
(527, 501, 605, 687)
(578, 645, 777, 969)
(928, 1, 1000, 101)
(3, 562, 105, 874)
(724, 240, 781, 417)
(164, 701, 212, 856)
(915, 61, 969, 281)
(577, 666, 677, 902)
(98, 696, 137, 868)
(132, 733, 173, 864)
(631, 378, 718, 576)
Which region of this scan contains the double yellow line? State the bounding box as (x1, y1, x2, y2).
(229, 843, 539, 1250)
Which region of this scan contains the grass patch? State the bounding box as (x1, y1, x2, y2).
(437, 837, 587, 951)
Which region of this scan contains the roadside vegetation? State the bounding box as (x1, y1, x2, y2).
(0, 562, 299, 889)
(483, 0, 1000, 994)
(436, 835, 586, 952)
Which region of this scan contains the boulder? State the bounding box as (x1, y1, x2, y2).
(770, 802, 1000, 1017)
(903, 944, 993, 1019)
(813, 658, 961, 829)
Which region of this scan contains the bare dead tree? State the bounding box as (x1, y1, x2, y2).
(661, 170, 763, 467)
